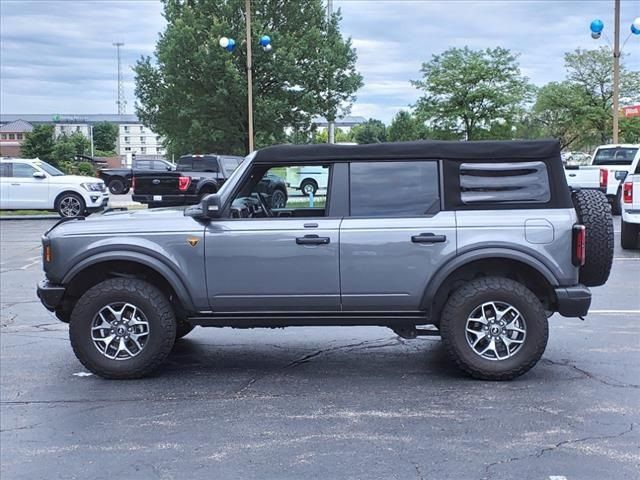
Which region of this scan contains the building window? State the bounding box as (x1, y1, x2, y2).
(140, 126, 144, 133)
(8, 134, 15, 140)
(156, 136, 161, 142)
(124, 126, 130, 133)
(76, 126, 80, 132)
(0, 134, 6, 140)
(124, 136, 130, 143)
(16, 133, 23, 140)
(124, 147, 131, 151)
(140, 147, 146, 154)
(140, 136, 145, 144)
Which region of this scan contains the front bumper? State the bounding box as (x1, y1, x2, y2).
(86, 193, 109, 213)
(555, 284, 591, 317)
(37, 280, 65, 311)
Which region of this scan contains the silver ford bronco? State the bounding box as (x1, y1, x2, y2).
(37, 140, 614, 380)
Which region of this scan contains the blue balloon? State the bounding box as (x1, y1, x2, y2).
(632, 24, 640, 35)
(226, 38, 236, 52)
(590, 19, 604, 34)
(259, 35, 271, 47)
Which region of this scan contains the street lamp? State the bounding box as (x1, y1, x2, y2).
(220, 2, 273, 153)
(589, 4, 640, 144)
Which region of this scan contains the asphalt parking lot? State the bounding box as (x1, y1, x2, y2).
(1, 218, 638, 480)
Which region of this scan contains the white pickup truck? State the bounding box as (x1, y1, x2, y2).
(563, 144, 639, 215)
(621, 153, 640, 249)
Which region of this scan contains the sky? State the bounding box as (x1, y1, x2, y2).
(1, 0, 639, 124)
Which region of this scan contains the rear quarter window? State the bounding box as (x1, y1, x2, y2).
(459, 161, 551, 204)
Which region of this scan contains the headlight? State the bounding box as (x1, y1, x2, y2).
(81, 182, 105, 192)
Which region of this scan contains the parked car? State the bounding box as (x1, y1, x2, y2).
(98, 158, 176, 195)
(564, 165, 605, 191)
(559, 144, 639, 215)
(132, 154, 288, 208)
(621, 152, 640, 249)
(286, 165, 329, 195)
(0, 158, 108, 217)
(37, 140, 614, 380)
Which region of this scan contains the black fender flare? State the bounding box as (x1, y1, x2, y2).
(421, 247, 559, 314)
(195, 180, 219, 196)
(61, 250, 197, 312)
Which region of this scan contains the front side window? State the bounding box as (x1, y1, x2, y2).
(12, 163, 37, 178)
(0, 163, 11, 177)
(350, 161, 440, 217)
(230, 164, 330, 218)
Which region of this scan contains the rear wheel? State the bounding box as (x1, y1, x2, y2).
(56, 193, 85, 218)
(571, 189, 614, 287)
(69, 278, 176, 379)
(300, 179, 318, 196)
(108, 178, 127, 195)
(611, 189, 622, 216)
(621, 220, 639, 250)
(440, 277, 548, 381)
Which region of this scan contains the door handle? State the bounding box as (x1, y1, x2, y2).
(11, 183, 20, 186)
(411, 233, 447, 243)
(296, 234, 330, 245)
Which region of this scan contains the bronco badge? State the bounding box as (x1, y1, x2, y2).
(187, 237, 199, 247)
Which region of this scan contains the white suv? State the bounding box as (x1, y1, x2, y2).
(621, 154, 640, 249)
(0, 158, 108, 217)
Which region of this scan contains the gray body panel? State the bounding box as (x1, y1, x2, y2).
(205, 218, 341, 311)
(340, 213, 457, 310)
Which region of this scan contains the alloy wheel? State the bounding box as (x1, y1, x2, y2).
(91, 302, 150, 360)
(465, 301, 527, 361)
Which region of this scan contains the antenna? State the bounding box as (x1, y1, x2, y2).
(113, 42, 126, 115)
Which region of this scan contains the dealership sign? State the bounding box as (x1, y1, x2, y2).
(622, 105, 640, 118)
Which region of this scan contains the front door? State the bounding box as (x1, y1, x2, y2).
(8, 162, 50, 209)
(340, 160, 457, 311)
(205, 163, 340, 312)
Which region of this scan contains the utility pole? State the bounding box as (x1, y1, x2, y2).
(245, 0, 254, 152)
(612, 0, 620, 144)
(327, 0, 335, 144)
(113, 42, 126, 115)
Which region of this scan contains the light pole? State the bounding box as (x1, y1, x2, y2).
(589, 6, 640, 143)
(219, 0, 273, 153)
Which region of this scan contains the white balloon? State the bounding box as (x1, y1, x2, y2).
(263, 44, 273, 52)
(219, 37, 229, 48)
(633, 17, 640, 30)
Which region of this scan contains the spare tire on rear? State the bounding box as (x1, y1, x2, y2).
(571, 189, 614, 287)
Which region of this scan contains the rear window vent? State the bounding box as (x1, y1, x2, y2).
(460, 161, 551, 204)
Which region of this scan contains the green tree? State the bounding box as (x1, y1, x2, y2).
(52, 132, 91, 164)
(352, 118, 386, 144)
(311, 128, 353, 144)
(620, 117, 640, 143)
(134, 0, 362, 156)
(92, 122, 118, 153)
(412, 47, 534, 140)
(21, 124, 55, 161)
(387, 110, 426, 142)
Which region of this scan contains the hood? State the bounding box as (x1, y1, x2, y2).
(49, 207, 203, 237)
(49, 175, 104, 184)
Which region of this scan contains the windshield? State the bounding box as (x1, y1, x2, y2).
(34, 161, 65, 176)
(592, 147, 638, 166)
(217, 153, 253, 203)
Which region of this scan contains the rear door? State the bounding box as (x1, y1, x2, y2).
(0, 163, 11, 208)
(340, 161, 457, 311)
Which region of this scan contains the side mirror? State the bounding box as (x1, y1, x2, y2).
(33, 171, 46, 179)
(201, 193, 222, 219)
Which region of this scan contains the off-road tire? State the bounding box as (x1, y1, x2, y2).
(621, 220, 639, 250)
(175, 320, 195, 340)
(108, 178, 127, 195)
(69, 278, 176, 379)
(571, 189, 614, 287)
(611, 189, 622, 216)
(440, 277, 548, 381)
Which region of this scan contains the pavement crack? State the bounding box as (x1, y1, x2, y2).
(543, 358, 640, 389)
(284, 337, 394, 368)
(483, 423, 635, 479)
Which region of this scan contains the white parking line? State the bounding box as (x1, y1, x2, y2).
(613, 257, 640, 261)
(589, 310, 640, 314)
(549, 476, 568, 480)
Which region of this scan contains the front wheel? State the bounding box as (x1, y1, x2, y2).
(69, 278, 176, 379)
(439, 277, 548, 381)
(56, 193, 86, 218)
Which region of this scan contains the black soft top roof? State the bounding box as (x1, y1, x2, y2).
(253, 139, 561, 164)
